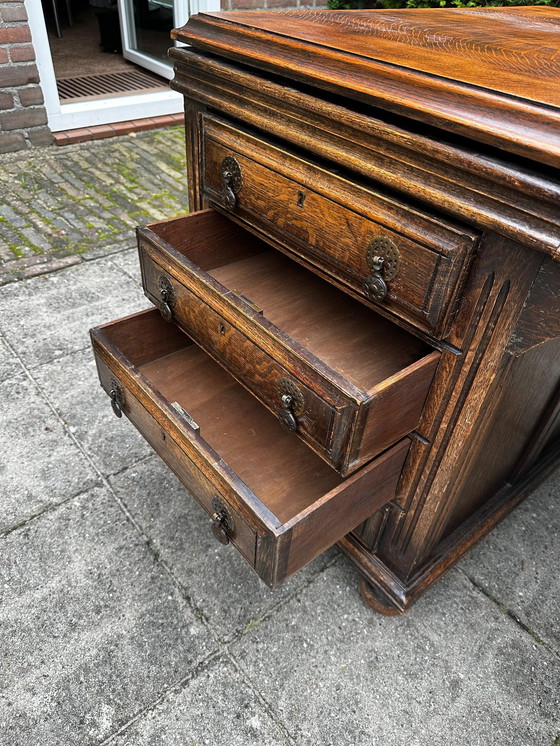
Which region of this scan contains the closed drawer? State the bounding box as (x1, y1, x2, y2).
(137, 210, 439, 476)
(201, 114, 478, 338)
(90, 308, 410, 587)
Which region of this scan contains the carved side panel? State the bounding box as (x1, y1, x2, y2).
(184, 97, 207, 213)
(374, 234, 544, 578)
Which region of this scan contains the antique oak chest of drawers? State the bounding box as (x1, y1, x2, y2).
(91, 7, 560, 614)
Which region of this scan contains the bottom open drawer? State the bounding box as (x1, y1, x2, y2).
(90, 308, 409, 587)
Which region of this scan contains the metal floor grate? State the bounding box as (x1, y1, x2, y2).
(57, 69, 166, 101)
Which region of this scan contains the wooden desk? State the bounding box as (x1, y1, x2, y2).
(92, 8, 560, 614)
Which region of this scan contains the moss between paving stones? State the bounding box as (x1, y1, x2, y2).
(0, 127, 187, 285)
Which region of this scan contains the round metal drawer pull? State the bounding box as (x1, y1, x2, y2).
(364, 236, 401, 302)
(109, 377, 124, 418)
(210, 497, 234, 546)
(158, 275, 174, 322)
(220, 155, 243, 210)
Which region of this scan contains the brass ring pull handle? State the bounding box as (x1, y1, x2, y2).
(210, 497, 234, 545)
(277, 377, 305, 432)
(219, 156, 242, 210)
(364, 255, 388, 301)
(158, 275, 174, 322)
(110, 391, 122, 418)
(278, 395, 298, 432)
(364, 236, 401, 302)
(109, 377, 124, 418)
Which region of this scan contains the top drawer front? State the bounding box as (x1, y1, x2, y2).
(201, 115, 478, 339)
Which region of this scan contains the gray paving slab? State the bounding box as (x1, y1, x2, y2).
(109, 656, 289, 746)
(109, 456, 337, 643)
(109, 249, 143, 287)
(0, 334, 23, 382)
(0, 486, 216, 746)
(230, 560, 560, 746)
(460, 470, 560, 655)
(0, 256, 147, 369)
(0, 371, 98, 533)
(33, 348, 151, 477)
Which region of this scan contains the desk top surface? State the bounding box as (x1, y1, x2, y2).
(174, 7, 560, 167)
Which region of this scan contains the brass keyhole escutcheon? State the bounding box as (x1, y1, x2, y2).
(297, 191, 306, 208)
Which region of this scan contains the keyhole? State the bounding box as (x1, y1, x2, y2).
(297, 191, 306, 208)
(219, 322, 226, 335)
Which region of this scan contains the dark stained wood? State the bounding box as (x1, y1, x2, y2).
(379, 236, 546, 577)
(442, 336, 560, 534)
(173, 9, 560, 611)
(507, 257, 560, 356)
(208, 252, 430, 390)
(92, 8, 560, 612)
(172, 48, 560, 259)
(138, 209, 439, 475)
(91, 307, 409, 586)
(173, 8, 560, 169)
(138, 346, 344, 520)
(343, 439, 560, 614)
(201, 113, 478, 338)
(190, 8, 560, 107)
(142, 210, 262, 271)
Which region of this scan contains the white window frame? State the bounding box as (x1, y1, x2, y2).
(25, 0, 218, 132)
(118, 0, 187, 79)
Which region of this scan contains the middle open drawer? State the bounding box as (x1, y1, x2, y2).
(138, 209, 440, 476)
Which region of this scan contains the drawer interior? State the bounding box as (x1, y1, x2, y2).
(116, 317, 345, 523)
(148, 216, 433, 393)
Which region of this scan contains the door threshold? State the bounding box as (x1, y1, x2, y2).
(47, 88, 184, 132)
(52, 112, 185, 146)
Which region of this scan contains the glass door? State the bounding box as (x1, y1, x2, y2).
(117, 0, 190, 80)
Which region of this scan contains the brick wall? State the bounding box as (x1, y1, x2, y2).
(223, 0, 323, 12)
(0, 1, 323, 154)
(0, 0, 52, 153)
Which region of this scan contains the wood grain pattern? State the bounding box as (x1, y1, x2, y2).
(91, 307, 409, 586)
(171, 9, 560, 611)
(92, 8, 560, 611)
(201, 113, 477, 338)
(189, 8, 560, 106)
(138, 210, 439, 475)
(377, 236, 548, 580)
(172, 49, 560, 259)
(173, 8, 560, 168)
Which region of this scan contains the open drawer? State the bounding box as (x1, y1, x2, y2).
(137, 210, 440, 476)
(91, 309, 410, 587)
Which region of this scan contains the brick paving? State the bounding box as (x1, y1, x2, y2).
(0, 126, 187, 285)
